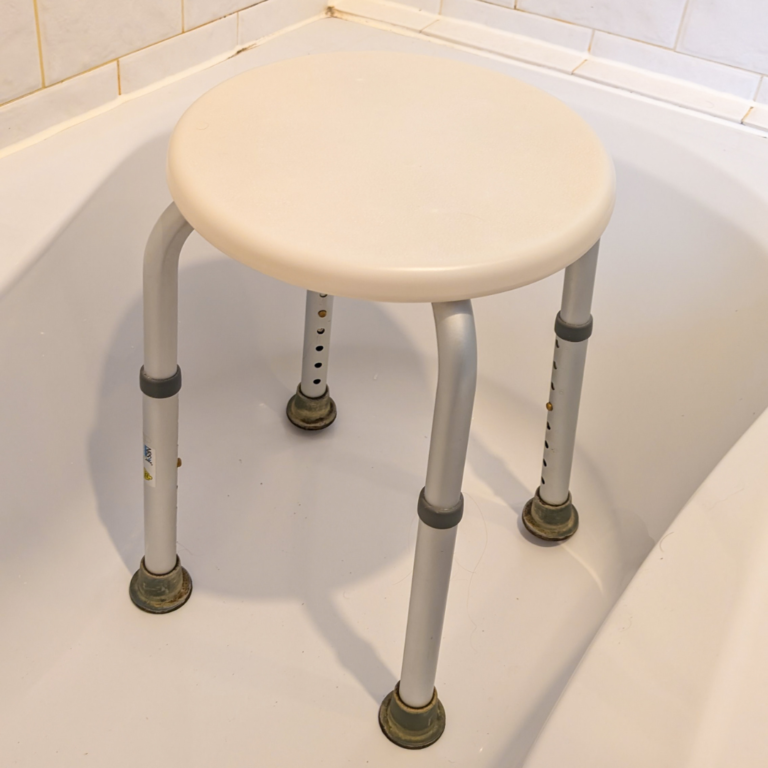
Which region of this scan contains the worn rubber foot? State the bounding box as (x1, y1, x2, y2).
(286, 384, 337, 430)
(522, 488, 579, 541)
(379, 683, 446, 749)
(129, 556, 192, 614)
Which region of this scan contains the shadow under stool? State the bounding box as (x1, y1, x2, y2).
(128, 51, 615, 749)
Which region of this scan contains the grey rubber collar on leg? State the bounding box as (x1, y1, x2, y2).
(522, 488, 579, 541)
(286, 384, 337, 430)
(379, 683, 446, 749)
(554, 313, 593, 342)
(129, 556, 192, 613)
(140, 365, 182, 398)
(417, 488, 464, 529)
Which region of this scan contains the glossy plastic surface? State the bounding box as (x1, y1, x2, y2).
(167, 51, 615, 302)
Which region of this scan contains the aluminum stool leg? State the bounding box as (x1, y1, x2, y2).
(286, 291, 337, 430)
(380, 300, 477, 749)
(523, 241, 600, 541)
(129, 202, 193, 613)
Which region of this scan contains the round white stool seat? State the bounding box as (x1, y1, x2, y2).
(168, 51, 615, 303)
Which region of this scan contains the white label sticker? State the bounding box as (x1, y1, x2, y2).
(143, 438, 155, 487)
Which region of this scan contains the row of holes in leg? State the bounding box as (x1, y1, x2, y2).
(542, 340, 561, 484)
(313, 296, 328, 385)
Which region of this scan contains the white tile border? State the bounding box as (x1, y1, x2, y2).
(0, 64, 118, 151)
(743, 104, 768, 132)
(590, 31, 760, 99)
(330, 0, 437, 32)
(422, 18, 586, 73)
(331, 0, 763, 128)
(573, 58, 752, 122)
(440, 0, 592, 51)
(756, 78, 768, 106)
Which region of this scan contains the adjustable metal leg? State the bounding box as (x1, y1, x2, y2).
(523, 241, 599, 542)
(380, 301, 477, 749)
(286, 291, 337, 430)
(129, 202, 194, 613)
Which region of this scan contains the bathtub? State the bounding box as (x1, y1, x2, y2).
(2, 16, 768, 768)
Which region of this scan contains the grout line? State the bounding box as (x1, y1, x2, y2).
(181, 0, 186, 32)
(741, 106, 754, 124)
(571, 57, 588, 75)
(0, 85, 44, 109)
(116, 58, 122, 95)
(751, 76, 762, 101)
(31, 0, 46, 87)
(588, 28, 594, 53)
(673, 0, 691, 51)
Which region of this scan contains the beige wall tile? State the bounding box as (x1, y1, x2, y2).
(37, 0, 181, 85)
(0, 0, 43, 104)
(679, 0, 768, 76)
(517, 0, 688, 47)
(441, 0, 592, 50)
(0, 63, 117, 150)
(238, 0, 326, 45)
(592, 32, 760, 99)
(120, 16, 237, 94)
(184, 0, 263, 31)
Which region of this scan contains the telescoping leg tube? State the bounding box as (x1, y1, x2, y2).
(286, 291, 337, 430)
(129, 202, 194, 613)
(380, 301, 477, 749)
(523, 241, 599, 542)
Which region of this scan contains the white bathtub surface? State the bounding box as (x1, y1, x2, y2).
(524, 405, 768, 768)
(2, 14, 768, 768)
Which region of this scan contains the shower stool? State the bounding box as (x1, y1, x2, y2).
(130, 52, 615, 748)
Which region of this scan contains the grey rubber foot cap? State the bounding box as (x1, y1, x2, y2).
(522, 488, 579, 541)
(379, 683, 446, 749)
(286, 384, 337, 430)
(129, 556, 192, 613)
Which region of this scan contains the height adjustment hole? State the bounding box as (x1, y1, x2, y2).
(315, 346, 324, 351)
(317, 328, 325, 335)
(314, 362, 322, 369)
(318, 310, 327, 318)
(313, 378, 321, 385)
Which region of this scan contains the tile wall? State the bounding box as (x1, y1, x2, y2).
(0, 0, 326, 151)
(332, 0, 768, 130)
(2, 0, 767, 153)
